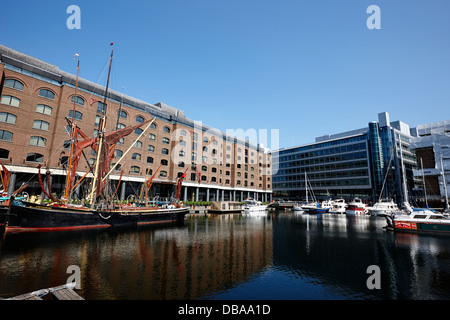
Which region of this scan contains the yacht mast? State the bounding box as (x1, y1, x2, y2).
(440, 153, 449, 211)
(89, 47, 114, 204)
(399, 135, 408, 203)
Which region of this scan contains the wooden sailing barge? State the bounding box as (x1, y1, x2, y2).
(3, 47, 188, 233)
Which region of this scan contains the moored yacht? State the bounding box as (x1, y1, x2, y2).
(242, 198, 268, 213)
(368, 199, 399, 217)
(345, 198, 368, 215)
(385, 202, 450, 234)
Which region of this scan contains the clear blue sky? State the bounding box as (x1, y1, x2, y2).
(1, 0, 450, 149)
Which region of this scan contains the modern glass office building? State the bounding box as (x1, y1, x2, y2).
(273, 112, 419, 204)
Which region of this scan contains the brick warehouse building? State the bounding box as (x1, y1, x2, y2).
(0, 45, 272, 203)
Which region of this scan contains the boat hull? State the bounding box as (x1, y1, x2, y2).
(307, 208, 330, 214)
(393, 220, 450, 234)
(5, 202, 109, 233)
(99, 207, 188, 227)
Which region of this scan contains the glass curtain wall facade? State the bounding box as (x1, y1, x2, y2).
(273, 112, 419, 205)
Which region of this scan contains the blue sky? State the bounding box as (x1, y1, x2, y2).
(1, 0, 450, 149)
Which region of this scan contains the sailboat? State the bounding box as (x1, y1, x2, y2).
(367, 149, 399, 216)
(297, 172, 318, 211)
(3, 47, 188, 233)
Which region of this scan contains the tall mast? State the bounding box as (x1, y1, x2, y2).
(89, 46, 114, 204)
(440, 153, 449, 211)
(420, 157, 428, 208)
(64, 54, 80, 203)
(399, 135, 408, 203)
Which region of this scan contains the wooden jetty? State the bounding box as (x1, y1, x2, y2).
(4, 283, 84, 300)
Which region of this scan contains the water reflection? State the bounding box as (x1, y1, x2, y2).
(1, 212, 450, 299)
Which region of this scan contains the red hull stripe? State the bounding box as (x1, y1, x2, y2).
(5, 224, 110, 233)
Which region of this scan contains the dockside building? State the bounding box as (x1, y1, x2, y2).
(0, 45, 272, 202)
(273, 112, 420, 204)
(410, 120, 450, 210)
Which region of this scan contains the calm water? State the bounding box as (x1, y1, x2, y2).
(1, 211, 450, 300)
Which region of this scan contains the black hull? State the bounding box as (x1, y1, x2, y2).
(100, 207, 188, 227)
(3, 202, 188, 233)
(5, 203, 109, 233)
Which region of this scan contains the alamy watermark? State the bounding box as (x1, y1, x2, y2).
(367, 5, 381, 30)
(67, 5, 81, 30)
(169, 121, 279, 178)
(67, 265, 81, 289)
(366, 265, 381, 290)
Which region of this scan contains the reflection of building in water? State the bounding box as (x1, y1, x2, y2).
(271, 213, 450, 299)
(82, 217, 273, 299)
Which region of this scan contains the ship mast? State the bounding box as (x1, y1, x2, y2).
(89, 46, 114, 205)
(64, 54, 80, 203)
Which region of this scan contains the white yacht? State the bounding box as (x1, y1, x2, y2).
(242, 198, 268, 213)
(346, 198, 368, 215)
(368, 199, 399, 217)
(329, 199, 347, 214)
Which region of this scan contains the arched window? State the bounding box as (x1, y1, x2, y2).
(148, 145, 155, 152)
(135, 128, 143, 135)
(178, 161, 185, 168)
(5, 79, 24, 91)
(161, 159, 168, 166)
(136, 115, 145, 123)
(147, 157, 154, 164)
(130, 166, 140, 174)
(159, 170, 168, 177)
(0, 130, 13, 141)
(68, 110, 83, 120)
(116, 123, 126, 129)
(0, 148, 9, 159)
(180, 130, 187, 136)
(149, 133, 156, 141)
(29, 136, 47, 147)
(32, 120, 50, 131)
(162, 148, 169, 155)
(134, 141, 142, 148)
(150, 123, 157, 129)
(115, 149, 123, 158)
(70, 96, 85, 106)
(162, 137, 170, 144)
(1, 95, 20, 107)
(117, 110, 127, 119)
(163, 126, 171, 133)
(132, 153, 141, 161)
(0, 112, 17, 124)
(36, 104, 52, 115)
(38, 89, 55, 100)
(26, 153, 44, 163)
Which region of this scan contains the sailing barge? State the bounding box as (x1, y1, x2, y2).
(2, 47, 188, 234)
